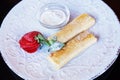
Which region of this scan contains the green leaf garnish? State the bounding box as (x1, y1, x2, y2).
(48, 39, 56, 45)
(35, 35, 64, 52)
(35, 34, 50, 46)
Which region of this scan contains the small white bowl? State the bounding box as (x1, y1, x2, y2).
(39, 3, 70, 29)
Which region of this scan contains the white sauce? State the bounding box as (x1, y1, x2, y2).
(40, 9, 66, 26)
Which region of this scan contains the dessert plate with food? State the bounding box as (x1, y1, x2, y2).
(0, 0, 120, 80)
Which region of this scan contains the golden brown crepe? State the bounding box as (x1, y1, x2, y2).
(48, 13, 95, 43)
(48, 31, 97, 69)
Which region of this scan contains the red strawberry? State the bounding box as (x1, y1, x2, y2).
(19, 31, 41, 53)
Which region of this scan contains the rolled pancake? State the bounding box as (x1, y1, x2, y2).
(48, 31, 97, 69)
(48, 13, 95, 43)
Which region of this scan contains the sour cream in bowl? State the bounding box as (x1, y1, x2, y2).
(39, 3, 70, 29)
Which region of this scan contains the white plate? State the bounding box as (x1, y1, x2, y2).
(0, 0, 120, 80)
